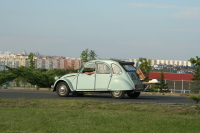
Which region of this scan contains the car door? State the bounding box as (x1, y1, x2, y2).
(76, 63, 96, 90)
(95, 62, 112, 91)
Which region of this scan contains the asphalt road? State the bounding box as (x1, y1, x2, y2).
(0, 89, 196, 104)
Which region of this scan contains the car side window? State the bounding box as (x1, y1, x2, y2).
(82, 63, 95, 74)
(96, 63, 111, 74)
(112, 64, 122, 74)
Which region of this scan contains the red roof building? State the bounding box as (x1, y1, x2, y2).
(149, 72, 193, 81)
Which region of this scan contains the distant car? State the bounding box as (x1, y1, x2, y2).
(52, 60, 147, 99)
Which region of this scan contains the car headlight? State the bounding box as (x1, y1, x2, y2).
(54, 76, 59, 80)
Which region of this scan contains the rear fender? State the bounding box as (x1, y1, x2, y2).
(108, 78, 134, 91)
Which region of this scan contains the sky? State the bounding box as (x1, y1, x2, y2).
(0, 0, 200, 61)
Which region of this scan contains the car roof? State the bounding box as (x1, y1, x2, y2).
(87, 60, 120, 64)
(88, 60, 135, 65)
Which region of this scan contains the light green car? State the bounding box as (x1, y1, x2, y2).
(52, 60, 147, 99)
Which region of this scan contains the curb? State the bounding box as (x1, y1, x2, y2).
(141, 92, 199, 97)
(0, 87, 51, 91)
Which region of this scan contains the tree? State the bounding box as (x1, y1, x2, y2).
(6, 66, 68, 88)
(80, 49, 98, 63)
(138, 57, 151, 75)
(189, 56, 200, 93)
(89, 50, 98, 60)
(0, 71, 17, 86)
(154, 71, 168, 93)
(66, 66, 78, 73)
(80, 48, 89, 63)
(13, 77, 28, 87)
(28, 52, 35, 69)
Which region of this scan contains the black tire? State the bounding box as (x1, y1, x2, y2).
(56, 82, 70, 97)
(127, 92, 140, 98)
(110, 91, 125, 99)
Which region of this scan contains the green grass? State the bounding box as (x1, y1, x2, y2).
(0, 98, 200, 133)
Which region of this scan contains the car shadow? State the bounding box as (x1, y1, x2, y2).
(59, 93, 161, 101)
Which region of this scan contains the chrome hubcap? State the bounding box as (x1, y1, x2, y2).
(112, 91, 122, 97)
(59, 85, 66, 94)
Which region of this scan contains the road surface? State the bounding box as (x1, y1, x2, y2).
(0, 89, 196, 104)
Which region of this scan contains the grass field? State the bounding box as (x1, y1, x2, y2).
(0, 98, 200, 133)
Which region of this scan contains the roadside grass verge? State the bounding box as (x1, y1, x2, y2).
(0, 98, 200, 133)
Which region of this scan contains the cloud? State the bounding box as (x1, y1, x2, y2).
(171, 7, 200, 19)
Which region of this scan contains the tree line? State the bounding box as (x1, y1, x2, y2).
(0, 65, 77, 88)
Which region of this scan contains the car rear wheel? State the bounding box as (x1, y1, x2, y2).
(127, 92, 140, 98)
(56, 82, 70, 97)
(110, 91, 125, 99)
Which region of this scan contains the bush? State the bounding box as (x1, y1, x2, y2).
(148, 86, 158, 92)
(188, 95, 200, 104)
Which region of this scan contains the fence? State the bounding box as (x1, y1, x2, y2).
(155, 89, 200, 94)
(149, 80, 200, 94)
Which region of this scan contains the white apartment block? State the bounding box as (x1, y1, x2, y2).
(127, 59, 192, 67)
(155, 60, 191, 66)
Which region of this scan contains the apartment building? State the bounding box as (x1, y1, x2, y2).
(126, 58, 192, 67)
(52, 59, 59, 69)
(35, 59, 45, 69)
(58, 59, 67, 70)
(126, 59, 164, 67)
(0, 51, 192, 71)
(74, 59, 81, 69)
(0, 52, 82, 71)
(155, 60, 191, 66)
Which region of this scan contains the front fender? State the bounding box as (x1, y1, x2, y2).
(53, 79, 75, 92)
(108, 77, 134, 91)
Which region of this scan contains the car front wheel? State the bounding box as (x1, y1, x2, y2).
(56, 82, 70, 97)
(127, 92, 140, 98)
(110, 91, 125, 99)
